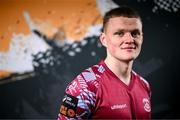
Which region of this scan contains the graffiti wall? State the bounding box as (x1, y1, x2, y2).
(0, 0, 180, 119)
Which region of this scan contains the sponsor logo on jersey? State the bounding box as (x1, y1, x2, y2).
(143, 98, 151, 112)
(60, 93, 78, 118)
(111, 104, 127, 110)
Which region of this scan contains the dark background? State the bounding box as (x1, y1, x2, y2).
(0, 0, 180, 119)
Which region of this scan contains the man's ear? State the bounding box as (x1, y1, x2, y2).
(100, 33, 107, 47)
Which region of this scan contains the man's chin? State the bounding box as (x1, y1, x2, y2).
(121, 57, 135, 62)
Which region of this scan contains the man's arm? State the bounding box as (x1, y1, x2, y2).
(57, 75, 96, 120)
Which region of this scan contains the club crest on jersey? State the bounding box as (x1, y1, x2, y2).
(142, 98, 151, 112)
(60, 93, 78, 118)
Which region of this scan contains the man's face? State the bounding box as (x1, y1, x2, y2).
(100, 16, 143, 62)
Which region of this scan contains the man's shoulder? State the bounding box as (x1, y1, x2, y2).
(81, 62, 106, 81)
(66, 62, 105, 96)
(132, 71, 150, 90)
(78, 62, 106, 88)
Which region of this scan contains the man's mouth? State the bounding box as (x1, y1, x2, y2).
(122, 47, 135, 49)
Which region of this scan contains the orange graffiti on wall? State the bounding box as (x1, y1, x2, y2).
(0, 0, 103, 78)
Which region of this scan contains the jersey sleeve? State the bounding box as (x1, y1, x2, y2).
(57, 74, 97, 120)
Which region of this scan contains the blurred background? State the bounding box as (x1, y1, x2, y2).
(0, 0, 180, 119)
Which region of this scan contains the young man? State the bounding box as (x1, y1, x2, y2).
(58, 6, 151, 119)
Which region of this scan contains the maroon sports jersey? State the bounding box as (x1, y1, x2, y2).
(58, 60, 151, 119)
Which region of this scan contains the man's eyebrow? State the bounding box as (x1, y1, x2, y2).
(115, 29, 140, 32)
(114, 29, 125, 32)
(131, 29, 140, 31)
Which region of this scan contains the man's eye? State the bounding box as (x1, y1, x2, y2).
(114, 32, 124, 36)
(131, 31, 140, 38)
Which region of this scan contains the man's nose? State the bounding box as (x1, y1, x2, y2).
(124, 32, 134, 43)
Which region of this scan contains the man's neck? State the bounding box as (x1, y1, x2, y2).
(104, 57, 133, 85)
